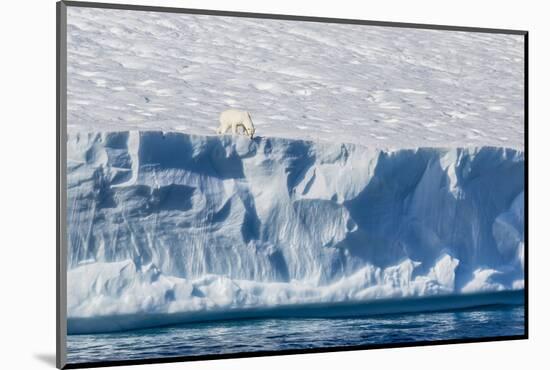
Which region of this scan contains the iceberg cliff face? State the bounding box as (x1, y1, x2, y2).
(66, 132, 524, 331)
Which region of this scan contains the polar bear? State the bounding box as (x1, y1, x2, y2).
(217, 109, 255, 139)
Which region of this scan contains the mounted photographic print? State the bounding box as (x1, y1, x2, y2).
(56, 1, 528, 368)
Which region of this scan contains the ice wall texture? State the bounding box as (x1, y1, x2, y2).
(67, 132, 524, 328)
(67, 7, 524, 148)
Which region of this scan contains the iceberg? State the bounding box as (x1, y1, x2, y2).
(66, 131, 524, 334)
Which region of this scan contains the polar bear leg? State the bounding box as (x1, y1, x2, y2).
(218, 122, 229, 135)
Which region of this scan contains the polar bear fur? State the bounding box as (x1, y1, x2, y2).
(217, 109, 255, 139)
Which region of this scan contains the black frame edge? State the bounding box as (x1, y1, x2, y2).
(523, 31, 529, 339)
(61, 0, 527, 35)
(57, 1, 529, 369)
(57, 1, 68, 369)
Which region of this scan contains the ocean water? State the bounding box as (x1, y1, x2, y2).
(66, 305, 524, 364)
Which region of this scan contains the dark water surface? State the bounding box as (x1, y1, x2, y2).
(67, 305, 524, 364)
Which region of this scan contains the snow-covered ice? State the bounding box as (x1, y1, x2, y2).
(65, 7, 525, 333)
(67, 7, 524, 148)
